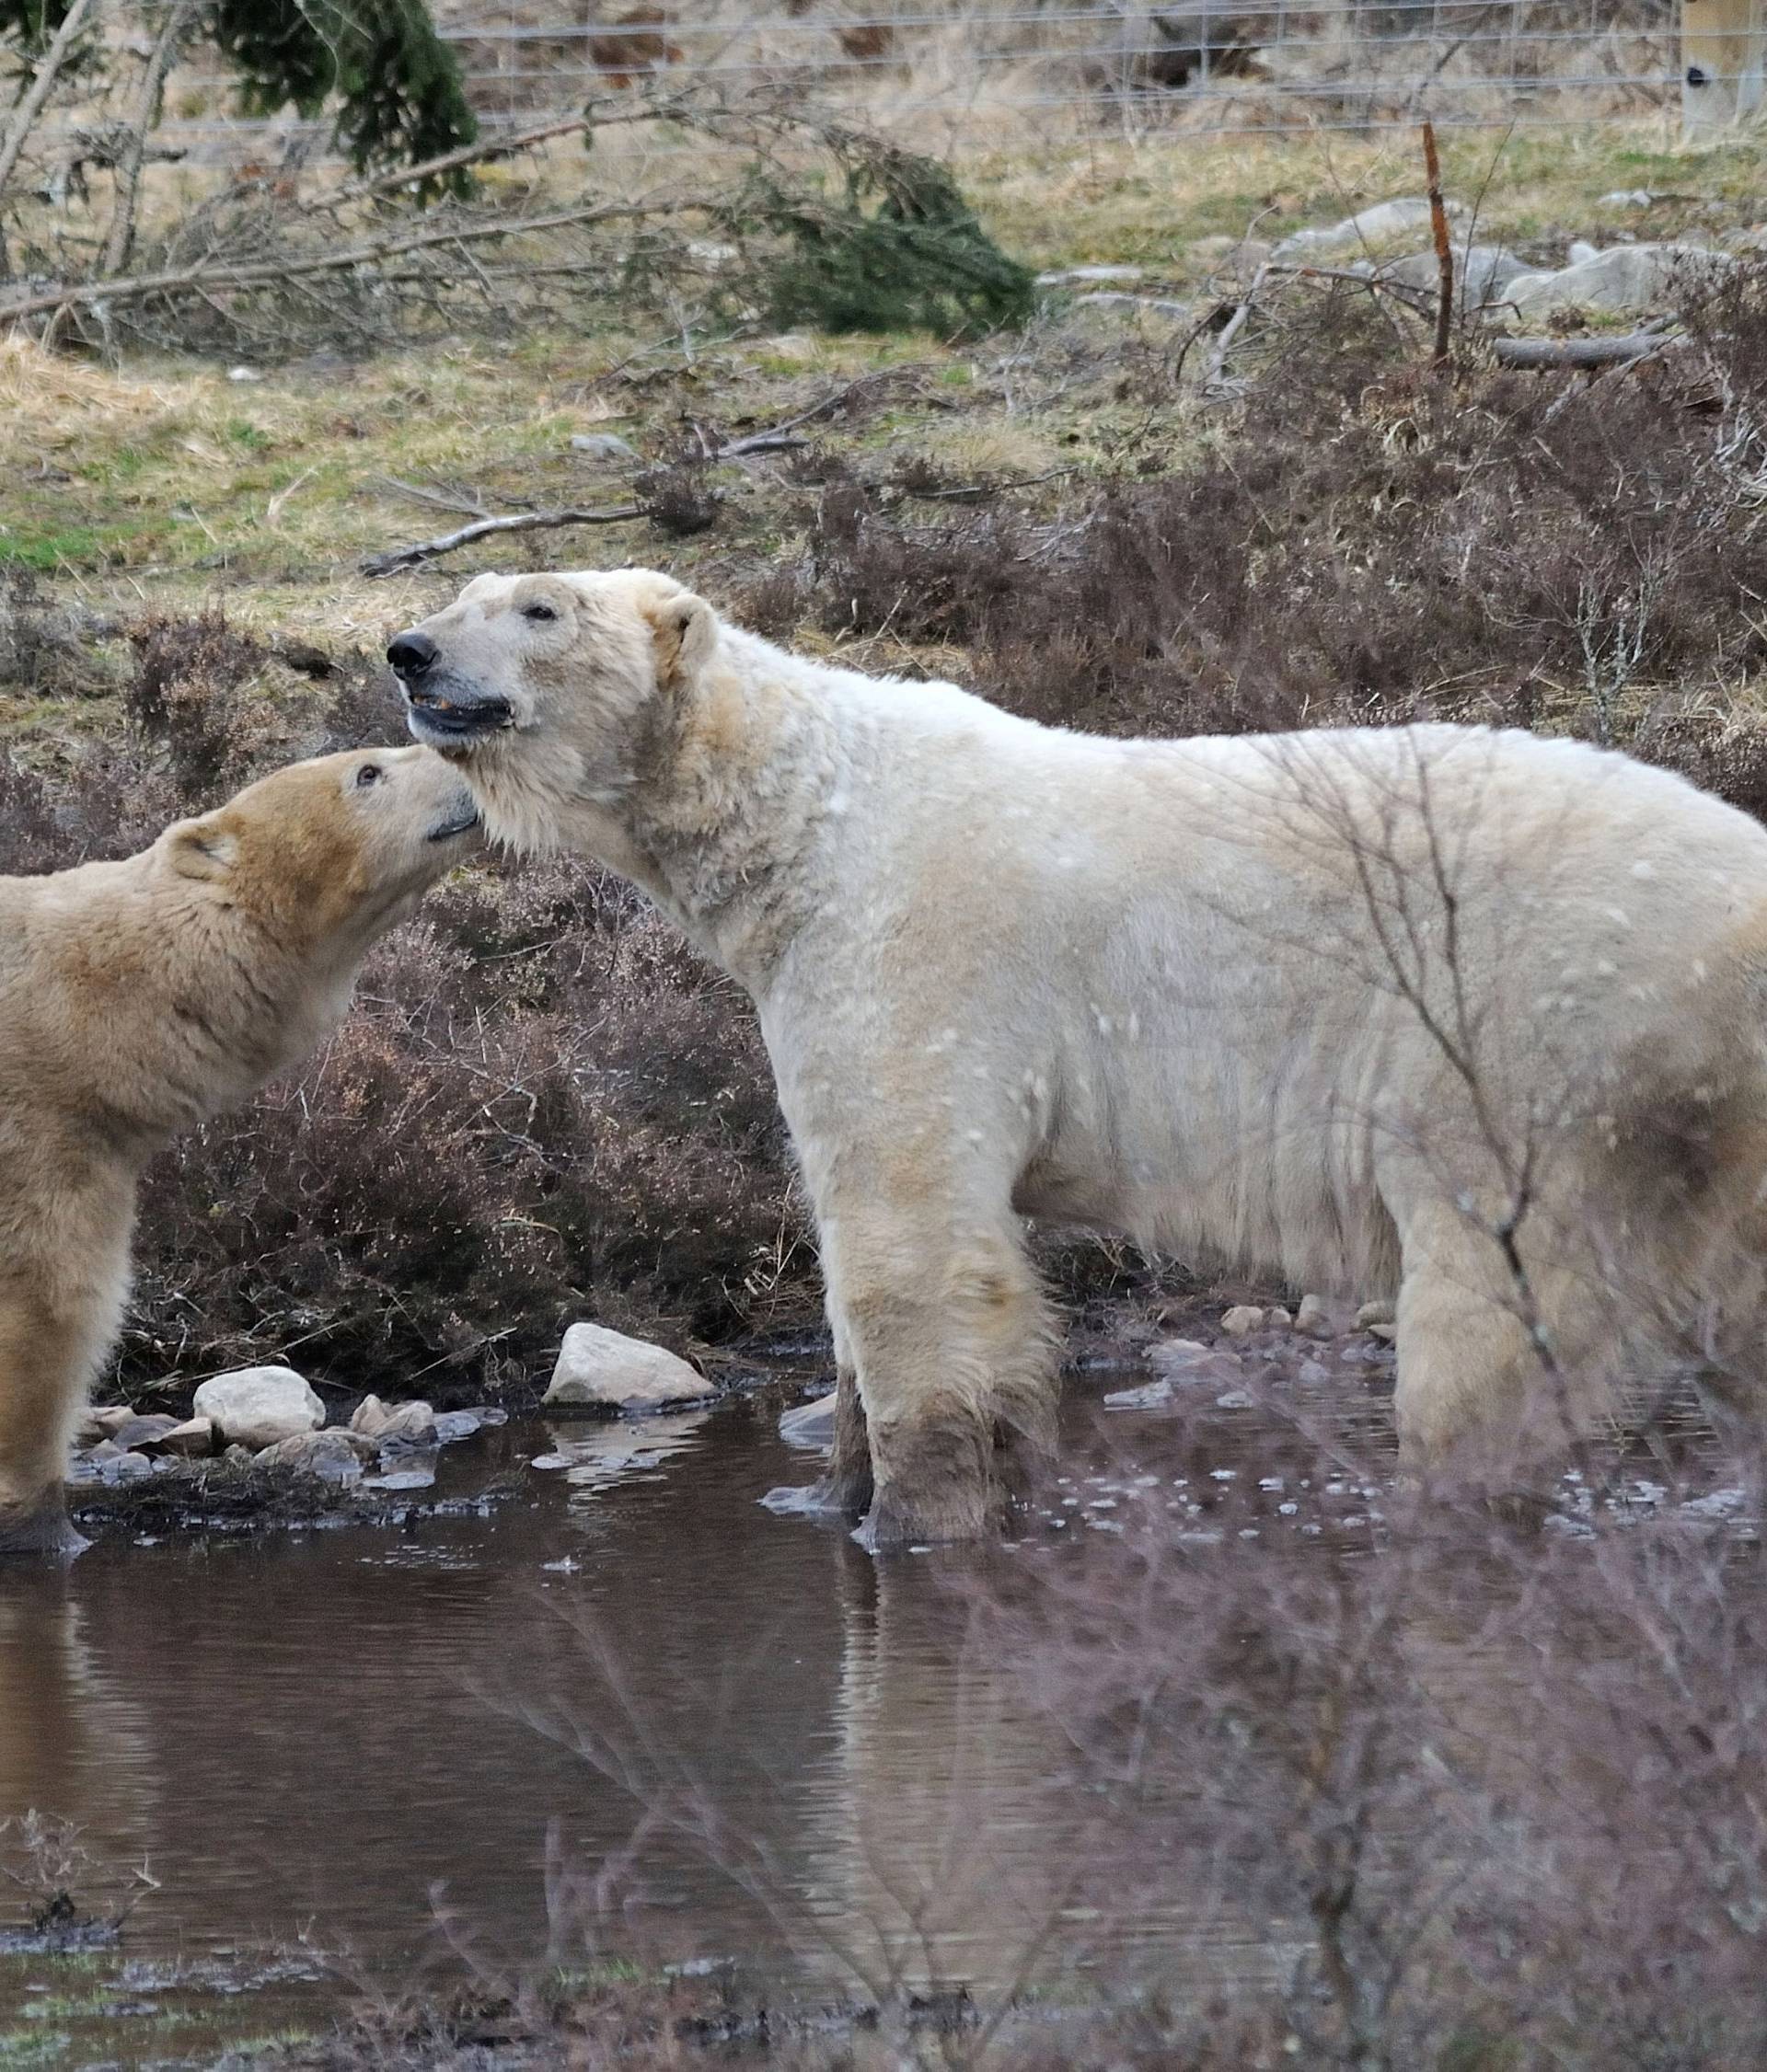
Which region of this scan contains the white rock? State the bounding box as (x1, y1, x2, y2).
(1275, 196, 1463, 258)
(226, 364, 262, 383)
(1150, 1338, 1243, 1387)
(543, 1323, 709, 1411)
(780, 1391, 837, 1449)
(1265, 1306, 1293, 1330)
(1566, 238, 1600, 266)
(192, 1366, 325, 1449)
(1219, 1305, 1265, 1338)
(570, 432, 638, 461)
(77, 1404, 135, 1444)
(1295, 1294, 1334, 1339)
(1598, 189, 1659, 208)
(256, 1430, 369, 1482)
(1378, 244, 1525, 309)
(1504, 242, 1733, 315)
(149, 1417, 214, 1458)
(1355, 1299, 1397, 1330)
(350, 1395, 437, 1446)
(1037, 263, 1146, 285)
(1104, 1378, 1174, 1410)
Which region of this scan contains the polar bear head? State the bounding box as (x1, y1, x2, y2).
(157, 744, 480, 955)
(387, 569, 721, 857)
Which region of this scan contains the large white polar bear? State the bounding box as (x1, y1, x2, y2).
(392, 569, 1767, 1547)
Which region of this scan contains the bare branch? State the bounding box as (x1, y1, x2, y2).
(361, 502, 649, 579)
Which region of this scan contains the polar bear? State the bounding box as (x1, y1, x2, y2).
(0, 747, 479, 1556)
(393, 569, 1767, 1547)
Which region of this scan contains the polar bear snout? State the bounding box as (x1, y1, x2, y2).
(389, 627, 520, 749)
(387, 631, 438, 679)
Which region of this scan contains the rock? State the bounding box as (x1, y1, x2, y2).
(431, 1410, 484, 1446)
(1296, 1358, 1333, 1385)
(1219, 1305, 1265, 1338)
(1150, 1338, 1242, 1387)
(1071, 291, 1193, 317)
(1355, 1298, 1396, 1329)
(193, 1366, 326, 1449)
(350, 1396, 437, 1447)
(570, 432, 638, 462)
(1215, 1389, 1255, 1410)
(1275, 196, 1463, 259)
(543, 1323, 709, 1411)
(1265, 1306, 1293, 1330)
(1038, 263, 1146, 286)
(1104, 1378, 1174, 1410)
(1598, 190, 1659, 208)
(1566, 238, 1600, 266)
(780, 1391, 838, 1450)
(256, 1430, 370, 1482)
(75, 1404, 134, 1444)
(1295, 1294, 1334, 1339)
(110, 1414, 181, 1453)
(1369, 1321, 1397, 1343)
(98, 1450, 154, 1485)
(154, 1417, 214, 1458)
(1378, 243, 1525, 310)
(226, 364, 262, 383)
(1504, 242, 1733, 316)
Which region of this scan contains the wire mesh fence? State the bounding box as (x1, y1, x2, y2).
(124, 0, 1684, 165)
(433, 0, 1681, 138)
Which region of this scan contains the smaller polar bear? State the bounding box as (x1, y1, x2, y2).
(394, 569, 1767, 1548)
(0, 748, 479, 1557)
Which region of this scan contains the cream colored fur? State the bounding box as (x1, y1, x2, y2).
(0, 747, 479, 1556)
(399, 569, 1767, 1545)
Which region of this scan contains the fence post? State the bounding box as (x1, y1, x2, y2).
(1683, 0, 1765, 134)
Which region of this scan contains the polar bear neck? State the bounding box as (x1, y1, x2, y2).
(622, 641, 847, 986)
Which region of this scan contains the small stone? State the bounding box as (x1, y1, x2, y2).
(780, 1391, 837, 1450)
(1295, 1295, 1334, 1339)
(1369, 1321, 1397, 1343)
(431, 1410, 484, 1446)
(1297, 1358, 1333, 1386)
(543, 1322, 710, 1412)
(110, 1414, 181, 1453)
(1265, 1306, 1292, 1330)
(1566, 238, 1600, 266)
(226, 364, 262, 382)
(1215, 1390, 1254, 1410)
(1355, 1299, 1396, 1330)
(151, 1417, 214, 1458)
(193, 1366, 325, 1450)
(256, 1430, 370, 1483)
(1103, 1378, 1174, 1410)
(1598, 190, 1658, 208)
(1220, 1305, 1265, 1338)
(350, 1396, 436, 1448)
(570, 432, 638, 461)
(81, 1404, 137, 1442)
(1036, 263, 1147, 285)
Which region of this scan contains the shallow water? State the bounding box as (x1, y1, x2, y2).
(1, 1383, 1280, 2008)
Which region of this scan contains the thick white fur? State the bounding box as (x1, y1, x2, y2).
(402, 569, 1767, 1543)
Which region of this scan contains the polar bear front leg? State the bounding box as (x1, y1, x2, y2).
(0, 1289, 106, 1559)
(822, 1193, 1057, 1551)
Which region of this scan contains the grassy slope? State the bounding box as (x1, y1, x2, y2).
(6, 118, 1766, 732)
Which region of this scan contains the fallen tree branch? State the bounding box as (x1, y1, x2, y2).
(1491, 331, 1686, 370)
(362, 502, 648, 578)
(0, 196, 701, 326)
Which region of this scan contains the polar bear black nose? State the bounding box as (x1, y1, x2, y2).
(387, 632, 438, 679)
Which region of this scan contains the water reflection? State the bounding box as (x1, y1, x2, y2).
(0, 1395, 1366, 1995)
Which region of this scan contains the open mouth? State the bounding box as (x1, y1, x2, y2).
(401, 685, 513, 742)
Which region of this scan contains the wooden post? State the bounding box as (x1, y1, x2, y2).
(1683, 0, 1765, 135)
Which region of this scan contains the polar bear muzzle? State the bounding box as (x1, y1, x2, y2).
(387, 631, 514, 746)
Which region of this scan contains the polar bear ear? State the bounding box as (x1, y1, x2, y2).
(644, 590, 718, 690)
(167, 816, 239, 882)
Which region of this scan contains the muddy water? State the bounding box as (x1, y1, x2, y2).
(0, 1384, 1277, 2002)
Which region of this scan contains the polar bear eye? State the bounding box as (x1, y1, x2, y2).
(522, 602, 557, 623)
(354, 764, 382, 789)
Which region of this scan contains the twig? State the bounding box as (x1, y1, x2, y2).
(0, 0, 103, 277)
(0, 198, 701, 326)
(1422, 120, 1454, 370)
(372, 475, 493, 519)
(362, 503, 648, 578)
(99, 0, 195, 278)
(713, 374, 881, 458)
